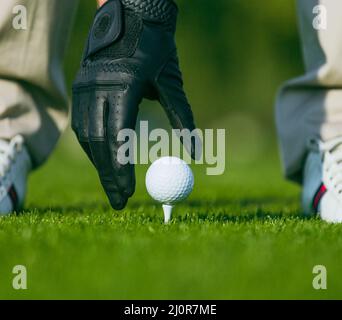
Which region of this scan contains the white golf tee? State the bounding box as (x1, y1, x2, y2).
(162, 204, 173, 224)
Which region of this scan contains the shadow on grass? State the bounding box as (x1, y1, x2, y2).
(16, 196, 310, 223)
(175, 210, 310, 224)
(126, 196, 299, 208)
(19, 202, 109, 216)
(191, 196, 300, 207)
(128, 196, 307, 223)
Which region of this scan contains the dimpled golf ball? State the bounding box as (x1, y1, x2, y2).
(146, 157, 194, 204)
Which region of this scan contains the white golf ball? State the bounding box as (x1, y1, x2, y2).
(146, 157, 194, 205)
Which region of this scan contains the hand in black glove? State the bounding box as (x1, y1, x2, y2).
(72, 0, 197, 210)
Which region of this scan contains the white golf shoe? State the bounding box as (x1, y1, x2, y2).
(302, 137, 342, 223)
(0, 136, 31, 215)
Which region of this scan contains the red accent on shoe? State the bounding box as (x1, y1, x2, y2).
(313, 183, 327, 212)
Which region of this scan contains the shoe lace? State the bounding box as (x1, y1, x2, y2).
(320, 137, 342, 195)
(0, 136, 23, 177)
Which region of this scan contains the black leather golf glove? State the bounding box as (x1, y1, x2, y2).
(72, 0, 196, 210)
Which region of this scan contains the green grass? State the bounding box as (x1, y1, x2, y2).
(0, 134, 341, 300)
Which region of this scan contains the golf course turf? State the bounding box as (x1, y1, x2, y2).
(0, 135, 341, 300)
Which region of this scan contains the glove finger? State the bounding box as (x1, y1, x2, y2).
(88, 91, 127, 210)
(90, 140, 128, 210)
(79, 141, 95, 166)
(76, 91, 91, 142)
(72, 90, 95, 164)
(156, 55, 201, 160)
(107, 87, 142, 198)
(71, 91, 81, 136)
